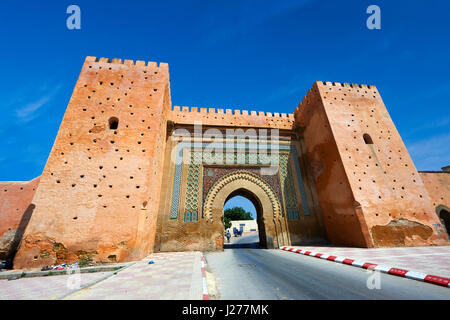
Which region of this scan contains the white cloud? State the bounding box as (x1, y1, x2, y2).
(264, 72, 318, 105)
(15, 96, 51, 119)
(403, 116, 450, 138)
(14, 85, 62, 123)
(406, 133, 450, 171)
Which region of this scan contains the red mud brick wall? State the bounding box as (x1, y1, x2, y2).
(420, 172, 450, 211)
(420, 171, 450, 239)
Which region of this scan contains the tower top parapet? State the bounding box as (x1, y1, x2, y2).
(84, 56, 169, 75)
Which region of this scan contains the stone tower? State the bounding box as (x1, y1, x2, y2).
(295, 81, 448, 247)
(14, 57, 171, 268)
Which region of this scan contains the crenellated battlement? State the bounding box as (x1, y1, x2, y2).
(171, 105, 294, 120)
(317, 81, 376, 89)
(169, 105, 294, 130)
(294, 80, 379, 117)
(294, 86, 316, 117)
(84, 56, 169, 74)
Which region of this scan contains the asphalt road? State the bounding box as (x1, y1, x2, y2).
(205, 234, 450, 300)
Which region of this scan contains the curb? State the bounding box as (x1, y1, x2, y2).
(280, 246, 450, 289)
(56, 262, 136, 300)
(0, 263, 132, 280)
(201, 252, 209, 300)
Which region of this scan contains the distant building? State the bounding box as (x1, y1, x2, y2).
(227, 220, 258, 234)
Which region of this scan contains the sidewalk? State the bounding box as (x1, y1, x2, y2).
(0, 251, 204, 300)
(0, 271, 113, 300)
(283, 245, 450, 278)
(65, 251, 203, 300)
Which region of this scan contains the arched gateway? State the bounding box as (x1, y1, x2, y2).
(203, 170, 285, 248)
(153, 134, 330, 252)
(436, 205, 450, 237)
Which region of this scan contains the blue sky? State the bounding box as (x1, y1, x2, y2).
(224, 196, 257, 219)
(1, 0, 449, 186)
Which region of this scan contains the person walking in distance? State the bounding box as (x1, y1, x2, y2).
(226, 230, 231, 243)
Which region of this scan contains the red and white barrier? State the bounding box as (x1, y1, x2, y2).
(280, 246, 450, 288)
(201, 252, 209, 300)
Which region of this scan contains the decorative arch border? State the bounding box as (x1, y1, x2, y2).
(169, 141, 311, 220)
(203, 169, 282, 221)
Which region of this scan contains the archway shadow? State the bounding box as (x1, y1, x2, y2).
(223, 232, 261, 249)
(437, 205, 450, 239)
(223, 240, 260, 249)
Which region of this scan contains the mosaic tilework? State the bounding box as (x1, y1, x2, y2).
(184, 151, 202, 222)
(185, 150, 282, 221)
(279, 154, 300, 219)
(291, 147, 311, 216)
(170, 142, 311, 220)
(170, 145, 184, 219)
(188, 152, 281, 221)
